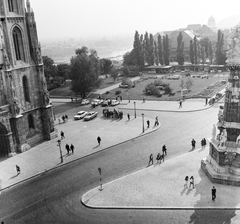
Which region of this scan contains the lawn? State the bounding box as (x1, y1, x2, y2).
(100, 73, 228, 101)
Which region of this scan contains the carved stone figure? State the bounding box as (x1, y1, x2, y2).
(219, 129, 227, 147)
(13, 101, 20, 115)
(43, 91, 50, 105)
(212, 124, 216, 141)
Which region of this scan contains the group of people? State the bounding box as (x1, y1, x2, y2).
(148, 145, 167, 166)
(58, 115, 68, 124)
(146, 116, 159, 129)
(201, 138, 207, 149)
(184, 176, 195, 189)
(65, 143, 75, 154)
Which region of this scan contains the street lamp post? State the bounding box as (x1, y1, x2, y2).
(57, 139, 63, 163)
(127, 90, 130, 103)
(134, 102, 136, 118)
(142, 113, 145, 133)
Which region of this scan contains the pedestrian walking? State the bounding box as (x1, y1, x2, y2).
(201, 139, 204, 149)
(184, 176, 189, 189)
(191, 139, 196, 150)
(65, 144, 70, 154)
(58, 116, 61, 124)
(127, 113, 130, 121)
(154, 116, 159, 126)
(62, 115, 65, 123)
(16, 165, 20, 174)
(65, 115, 68, 122)
(162, 145, 167, 156)
(148, 154, 153, 165)
(60, 131, 65, 139)
(212, 186, 216, 201)
(203, 138, 207, 148)
(97, 136, 101, 145)
(189, 176, 195, 189)
(156, 153, 161, 163)
(205, 98, 208, 105)
(179, 99, 182, 108)
(161, 153, 164, 162)
(70, 144, 74, 154)
(147, 120, 150, 128)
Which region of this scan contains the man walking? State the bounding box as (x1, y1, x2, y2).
(127, 113, 130, 121)
(179, 99, 182, 108)
(148, 154, 153, 165)
(16, 165, 20, 174)
(162, 145, 167, 156)
(70, 144, 74, 154)
(154, 116, 159, 126)
(147, 120, 150, 128)
(191, 139, 196, 150)
(212, 186, 216, 201)
(65, 144, 70, 154)
(61, 131, 65, 140)
(97, 136, 101, 145)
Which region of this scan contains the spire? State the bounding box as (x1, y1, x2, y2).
(26, 0, 31, 12)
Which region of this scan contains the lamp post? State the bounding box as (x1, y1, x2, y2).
(57, 139, 63, 163)
(142, 113, 145, 133)
(134, 101, 136, 118)
(127, 90, 130, 103)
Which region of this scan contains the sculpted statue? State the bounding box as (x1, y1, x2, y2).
(219, 129, 227, 147)
(13, 101, 20, 115)
(43, 91, 50, 105)
(212, 124, 216, 141)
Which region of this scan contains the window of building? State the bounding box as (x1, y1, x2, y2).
(23, 76, 30, 102)
(28, 114, 35, 129)
(8, 0, 19, 13)
(12, 26, 25, 61)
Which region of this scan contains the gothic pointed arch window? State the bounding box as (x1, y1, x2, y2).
(12, 26, 25, 61)
(28, 114, 35, 129)
(23, 76, 30, 102)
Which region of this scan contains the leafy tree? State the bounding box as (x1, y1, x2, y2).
(157, 34, 164, 65)
(110, 67, 119, 82)
(122, 67, 130, 77)
(176, 32, 184, 65)
(163, 35, 170, 65)
(200, 37, 210, 58)
(189, 40, 194, 64)
(200, 45, 206, 65)
(208, 41, 213, 64)
(149, 33, 155, 65)
(193, 36, 198, 64)
(100, 58, 113, 75)
(144, 32, 151, 65)
(185, 78, 193, 92)
(154, 41, 158, 65)
(215, 29, 226, 65)
(123, 50, 136, 66)
(133, 31, 142, 68)
(139, 34, 145, 69)
(57, 63, 71, 80)
(42, 55, 57, 82)
(70, 46, 101, 98)
(180, 79, 185, 90)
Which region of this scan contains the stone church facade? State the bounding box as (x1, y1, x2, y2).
(0, 0, 57, 157)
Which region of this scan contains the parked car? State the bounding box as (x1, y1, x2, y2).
(74, 111, 87, 120)
(101, 99, 111, 107)
(119, 84, 129, 88)
(83, 111, 98, 121)
(111, 100, 120, 106)
(91, 99, 103, 107)
(81, 99, 90, 105)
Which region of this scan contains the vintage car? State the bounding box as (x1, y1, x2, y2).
(83, 111, 98, 121)
(81, 99, 90, 105)
(111, 100, 120, 106)
(91, 99, 103, 107)
(74, 111, 88, 120)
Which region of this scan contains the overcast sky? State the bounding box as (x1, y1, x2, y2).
(29, 0, 240, 41)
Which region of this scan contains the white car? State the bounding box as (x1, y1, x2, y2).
(91, 99, 103, 106)
(74, 111, 87, 120)
(81, 99, 90, 105)
(111, 100, 120, 106)
(83, 111, 98, 121)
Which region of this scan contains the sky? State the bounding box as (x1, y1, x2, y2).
(28, 0, 240, 41)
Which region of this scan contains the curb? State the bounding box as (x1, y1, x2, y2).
(0, 122, 160, 193)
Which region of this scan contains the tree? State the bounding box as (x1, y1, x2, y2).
(149, 33, 155, 65)
(180, 79, 185, 90)
(123, 50, 136, 66)
(144, 32, 151, 65)
(122, 67, 130, 77)
(193, 36, 198, 64)
(208, 41, 213, 64)
(42, 55, 58, 87)
(154, 41, 158, 65)
(70, 46, 101, 98)
(133, 30, 143, 69)
(100, 58, 113, 75)
(57, 63, 71, 80)
(176, 32, 184, 65)
(157, 34, 164, 65)
(200, 37, 210, 58)
(185, 78, 193, 92)
(163, 35, 170, 65)
(200, 45, 206, 65)
(215, 29, 226, 65)
(110, 67, 119, 82)
(189, 40, 194, 64)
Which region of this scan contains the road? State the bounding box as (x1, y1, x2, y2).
(1, 104, 237, 224)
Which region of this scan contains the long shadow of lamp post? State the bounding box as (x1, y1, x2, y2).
(142, 113, 145, 133)
(134, 101, 136, 118)
(57, 139, 63, 163)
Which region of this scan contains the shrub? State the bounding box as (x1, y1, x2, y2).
(164, 86, 172, 94)
(105, 91, 109, 94)
(115, 90, 121, 95)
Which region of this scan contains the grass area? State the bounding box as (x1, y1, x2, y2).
(101, 73, 227, 101)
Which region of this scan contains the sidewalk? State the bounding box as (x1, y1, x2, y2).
(82, 146, 240, 209)
(0, 114, 159, 191)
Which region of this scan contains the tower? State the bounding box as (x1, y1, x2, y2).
(0, 0, 57, 157)
(201, 23, 240, 186)
(207, 15, 217, 31)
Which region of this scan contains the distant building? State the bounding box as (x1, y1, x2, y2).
(207, 15, 217, 31)
(186, 24, 202, 32)
(0, 0, 57, 157)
